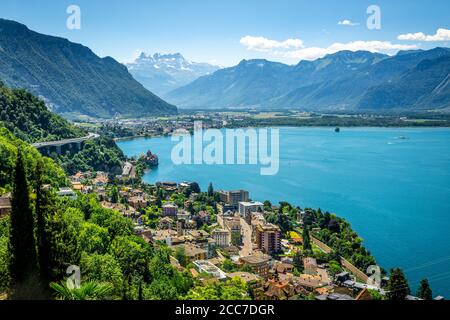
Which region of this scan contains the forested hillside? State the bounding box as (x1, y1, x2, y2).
(0, 127, 67, 194)
(0, 82, 84, 143)
(0, 84, 124, 174)
(0, 130, 194, 298)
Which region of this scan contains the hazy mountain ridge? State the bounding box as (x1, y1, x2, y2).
(127, 52, 220, 96)
(166, 48, 450, 111)
(0, 19, 177, 118)
(358, 54, 450, 109)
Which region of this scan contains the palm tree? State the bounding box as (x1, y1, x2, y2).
(50, 281, 113, 300)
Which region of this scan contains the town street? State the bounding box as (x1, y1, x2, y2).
(239, 218, 253, 257)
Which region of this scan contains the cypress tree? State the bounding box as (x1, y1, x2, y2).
(302, 226, 312, 251)
(9, 151, 38, 284)
(207, 183, 214, 197)
(386, 268, 410, 300)
(110, 185, 119, 204)
(138, 279, 143, 300)
(417, 278, 433, 300)
(35, 161, 52, 285)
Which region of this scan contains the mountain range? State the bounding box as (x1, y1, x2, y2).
(0, 19, 176, 118)
(127, 52, 220, 96)
(166, 48, 450, 111)
(1, 18, 449, 115)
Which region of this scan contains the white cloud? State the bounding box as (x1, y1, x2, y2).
(338, 19, 359, 26)
(398, 28, 450, 42)
(240, 35, 418, 62)
(285, 41, 418, 60)
(240, 36, 304, 52)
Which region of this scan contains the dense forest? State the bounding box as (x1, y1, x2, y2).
(0, 84, 125, 175)
(51, 137, 125, 175)
(0, 150, 191, 298)
(0, 82, 84, 143)
(0, 137, 249, 299)
(0, 127, 67, 194)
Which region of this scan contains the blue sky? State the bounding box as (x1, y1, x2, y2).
(1, 0, 449, 66)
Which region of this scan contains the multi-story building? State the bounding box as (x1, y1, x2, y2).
(57, 188, 77, 200)
(212, 228, 231, 247)
(218, 190, 249, 206)
(193, 260, 227, 280)
(217, 203, 236, 215)
(226, 272, 262, 290)
(223, 216, 242, 246)
(238, 201, 264, 221)
(255, 223, 281, 254)
(162, 203, 178, 217)
(174, 243, 207, 263)
(303, 257, 318, 275)
(239, 253, 271, 278)
(158, 217, 174, 230)
(128, 196, 148, 210)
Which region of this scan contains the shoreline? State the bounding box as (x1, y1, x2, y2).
(113, 125, 450, 142)
(115, 127, 450, 297)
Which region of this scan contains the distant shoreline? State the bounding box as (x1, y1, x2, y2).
(114, 134, 168, 142)
(113, 125, 450, 143)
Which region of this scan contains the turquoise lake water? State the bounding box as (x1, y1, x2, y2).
(117, 127, 450, 297)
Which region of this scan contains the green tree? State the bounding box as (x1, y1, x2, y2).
(186, 201, 194, 215)
(109, 236, 150, 299)
(0, 219, 10, 293)
(145, 248, 193, 300)
(368, 289, 384, 300)
(90, 208, 133, 241)
(386, 268, 410, 300)
(35, 160, 54, 290)
(221, 259, 237, 272)
(80, 252, 123, 298)
(328, 260, 342, 276)
(266, 212, 292, 233)
(184, 278, 250, 300)
(79, 222, 110, 254)
(231, 231, 242, 246)
(48, 207, 83, 278)
(207, 183, 214, 197)
(189, 182, 201, 194)
(174, 246, 187, 267)
(302, 227, 312, 251)
(263, 200, 272, 211)
(110, 185, 119, 204)
(9, 151, 38, 295)
(293, 250, 304, 272)
(417, 279, 432, 300)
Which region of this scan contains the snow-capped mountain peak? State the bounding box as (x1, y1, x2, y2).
(127, 52, 220, 96)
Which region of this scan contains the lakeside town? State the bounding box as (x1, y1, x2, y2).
(74, 110, 450, 142)
(5, 158, 433, 301)
(1, 2, 448, 303)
